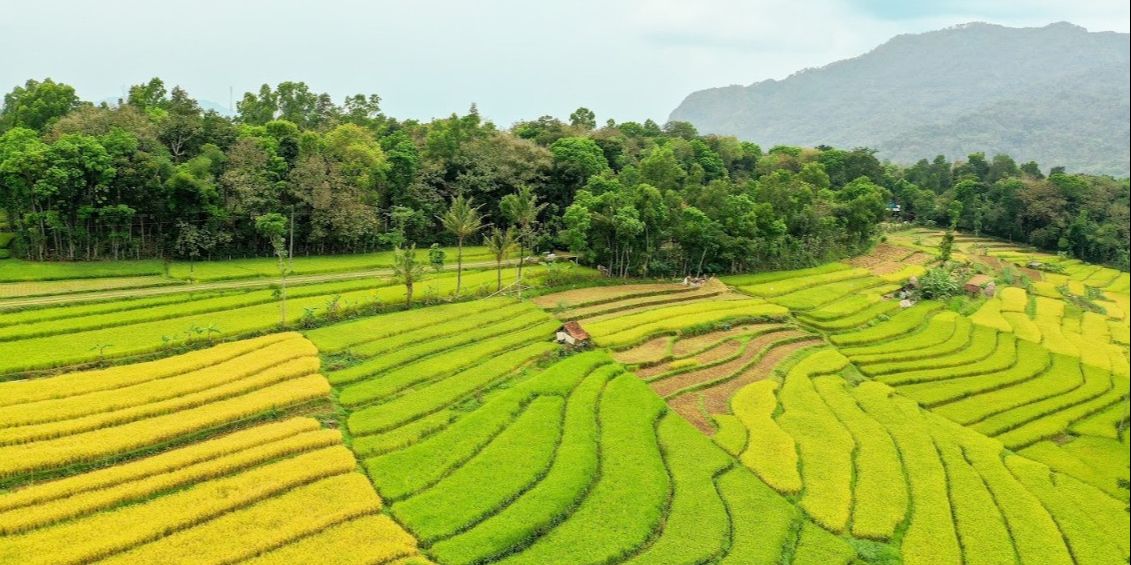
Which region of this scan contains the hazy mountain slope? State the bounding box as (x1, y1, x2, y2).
(669, 22, 1130, 176)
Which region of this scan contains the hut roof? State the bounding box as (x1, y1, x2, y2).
(966, 274, 994, 287)
(561, 321, 590, 341)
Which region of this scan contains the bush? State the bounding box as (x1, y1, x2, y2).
(918, 267, 959, 300)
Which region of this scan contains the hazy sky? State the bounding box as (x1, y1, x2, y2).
(2, 0, 1127, 126)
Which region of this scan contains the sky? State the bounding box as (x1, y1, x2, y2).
(1, 0, 1127, 126)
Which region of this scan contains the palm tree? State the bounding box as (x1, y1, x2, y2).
(439, 195, 483, 295)
(500, 186, 545, 289)
(485, 227, 516, 291)
(390, 244, 425, 308)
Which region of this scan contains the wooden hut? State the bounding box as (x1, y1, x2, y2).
(964, 274, 995, 296)
(556, 321, 590, 346)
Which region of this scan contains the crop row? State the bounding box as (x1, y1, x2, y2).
(339, 318, 558, 409)
(829, 302, 943, 347)
(798, 298, 899, 332)
(0, 424, 340, 534)
(719, 341, 1127, 564)
(721, 262, 851, 288)
(588, 299, 788, 348)
(0, 335, 328, 480)
(531, 283, 690, 310)
(0, 333, 298, 407)
(0, 275, 395, 340)
(1020, 438, 1130, 501)
(313, 301, 849, 564)
(733, 267, 871, 298)
(558, 285, 723, 321)
(0, 266, 541, 374)
(766, 275, 886, 311)
(0, 415, 426, 564)
(326, 302, 548, 386)
(1, 357, 320, 445)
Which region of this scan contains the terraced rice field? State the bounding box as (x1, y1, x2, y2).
(603, 258, 1130, 564)
(0, 334, 426, 563)
(0, 266, 553, 376)
(304, 298, 853, 565)
(2, 235, 1127, 564)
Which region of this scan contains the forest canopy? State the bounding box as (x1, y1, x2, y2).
(1, 77, 1128, 273)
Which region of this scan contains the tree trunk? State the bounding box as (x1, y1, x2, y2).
(280, 268, 288, 327)
(405, 281, 414, 308)
(496, 258, 502, 291)
(456, 237, 464, 295)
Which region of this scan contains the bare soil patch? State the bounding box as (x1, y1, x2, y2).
(668, 393, 714, 434)
(650, 330, 795, 397)
(636, 338, 744, 379)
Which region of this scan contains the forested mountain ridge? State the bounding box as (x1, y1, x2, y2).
(669, 22, 1131, 176)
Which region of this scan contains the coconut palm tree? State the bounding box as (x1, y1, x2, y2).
(439, 195, 483, 295)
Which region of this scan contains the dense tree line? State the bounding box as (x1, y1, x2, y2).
(1, 77, 1127, 274)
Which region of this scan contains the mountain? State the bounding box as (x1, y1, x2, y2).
(669, 22, 1131, 176)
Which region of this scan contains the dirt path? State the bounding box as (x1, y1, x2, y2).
(0, 259, 512, 310)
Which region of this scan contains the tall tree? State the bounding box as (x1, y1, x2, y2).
(439, 195, 483, 295)
(500, 185, 545, 289)
(485, 226, 516, 291)
(1, 79, 82, 132)
(390, 244, 425, 308)
(255, 212, 289, 326)
(569, 107, 596, 130)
